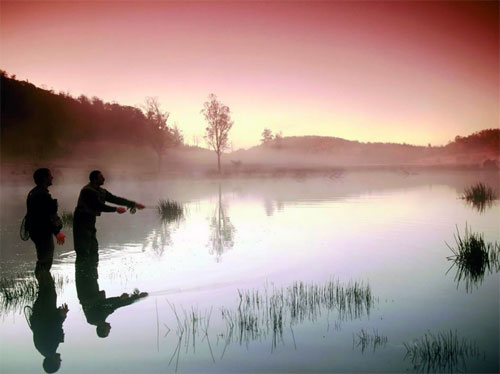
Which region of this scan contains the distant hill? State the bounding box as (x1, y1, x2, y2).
(230, 130, 499, 168)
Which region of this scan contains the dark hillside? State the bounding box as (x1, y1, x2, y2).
(0, 72, 180, 164)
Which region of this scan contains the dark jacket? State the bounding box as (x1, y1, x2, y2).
(26, 186, 62, 236)
(74, 183, 135, 218)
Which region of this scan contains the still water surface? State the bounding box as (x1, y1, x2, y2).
(1, 170, 498, 373)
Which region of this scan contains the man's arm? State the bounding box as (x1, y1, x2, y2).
(81, 188, 118, 213)
(104, 190, 136, 208)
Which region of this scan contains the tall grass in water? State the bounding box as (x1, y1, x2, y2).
(462, 182, 497, 212)
(157, 199, 184, 223)
(404, 330, 482, 373)
(446, 224, 500, 291)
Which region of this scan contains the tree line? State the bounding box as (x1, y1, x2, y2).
(1, 71, 236, 172)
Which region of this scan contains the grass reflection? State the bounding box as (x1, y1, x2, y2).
(162, 278, 376, 370)
(220, 279, 374, 350)
(352, 328, 388, 354)
(446, 224, 500, 292)
(404, 330, 482, 373)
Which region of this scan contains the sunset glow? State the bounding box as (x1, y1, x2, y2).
(1, 1, 498, 149)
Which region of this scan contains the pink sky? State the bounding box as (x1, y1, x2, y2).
(1, 1, 498, 149)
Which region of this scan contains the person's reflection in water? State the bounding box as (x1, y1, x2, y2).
(27, 270, 68, 373)
(75, 253, 147, 338)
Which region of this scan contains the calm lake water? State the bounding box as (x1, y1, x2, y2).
(1, 170, 499, 373)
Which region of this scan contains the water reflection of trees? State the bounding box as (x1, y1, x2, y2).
(263, 199, 285, 217)
(161, 278, 376, 370)
(208, 185, 235, 261)
(143, 222, 174, 256)
(142, 200, 185, 256)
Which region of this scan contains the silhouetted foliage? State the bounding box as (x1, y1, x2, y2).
(0, 72, 182, 163)
(141, 97, 183, 171)
(261, 128, 273, 145)
(449, 129, 499, 152)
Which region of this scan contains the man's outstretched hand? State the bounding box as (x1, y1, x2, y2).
(116, 207, 127, 214)
(56, 232, 65, 245)
(135, 203, 145, 210)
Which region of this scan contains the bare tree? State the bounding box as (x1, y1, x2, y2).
(142, 97, 182, 171)
(201, 93, 233, 173)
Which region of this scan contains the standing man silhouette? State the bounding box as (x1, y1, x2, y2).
(26, 168, 66, 273)
(73, 170, 144, 256)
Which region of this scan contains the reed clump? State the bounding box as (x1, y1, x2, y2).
(462, 183, 497, 212)
(157, 199, 184, 223)
(404, 330, 482, 373)
(446, 224, 500, 291)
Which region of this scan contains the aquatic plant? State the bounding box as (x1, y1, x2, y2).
(404, 330, 482, 373)
(446, 224, 500, 291)
(157, 199, 184, 223)
(462, 182, 497, 212)
(353, 328, 388, 354)
(60, 211, 74, 227)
